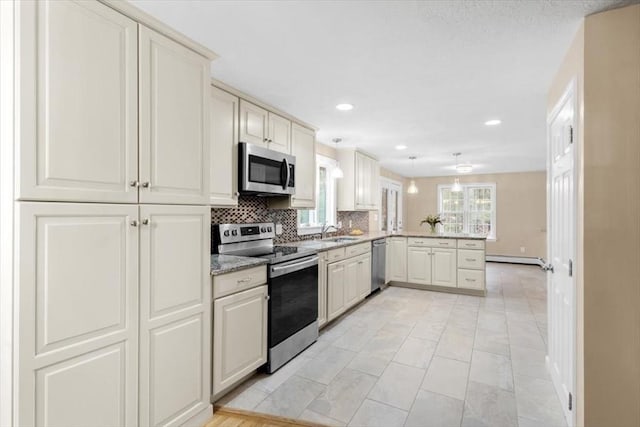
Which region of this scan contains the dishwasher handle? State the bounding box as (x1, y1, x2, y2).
(372, 240, 387, 247)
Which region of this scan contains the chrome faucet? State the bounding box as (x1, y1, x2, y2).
(320, 223, 338, 239)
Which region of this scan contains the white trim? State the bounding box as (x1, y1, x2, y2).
(486, 255, 545, 266)
(379, 177, 404, 232)
(297, 154, 338, 233)
(437, 182, 497, 239)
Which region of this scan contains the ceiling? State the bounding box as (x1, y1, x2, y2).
(131, 0, 635, 177)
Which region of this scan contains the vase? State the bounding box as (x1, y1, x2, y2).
(428, 224, 437, 233)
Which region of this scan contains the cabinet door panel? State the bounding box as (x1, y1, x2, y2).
(213, 285, 268, 395)
(17, 202, 138, 427)
(139, 205, 211, 427)
(268, 112, 291, 154)
(388, 238, 407, 282)
(239, 100, 268, 147)
(432, 248, 457, 287)
(327, 263, 346, 321)
(407, 246, 431, 285)
(139, 26, 210, 205)
(358, 254, 372, 299)
(290, 124, 316, 208)
(210, 86, 239, 206)
(344, 259, 359, 309)
(18, 0, 138, 203)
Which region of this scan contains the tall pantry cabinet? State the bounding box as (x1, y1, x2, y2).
(3, 1, 217, 426)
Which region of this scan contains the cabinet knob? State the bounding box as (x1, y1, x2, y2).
(129, 180, 139, 188)
(263, 137, 268, 142)
(141, 182, 150, 188)
(265, 295, 270, 301)
(234, 192, 240, 197)
(142, 219, 149, 225)
(130, 220, 138, 227)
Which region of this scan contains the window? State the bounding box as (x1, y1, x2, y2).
(438, 183, 496, 239)
(297, 155, 338, 234)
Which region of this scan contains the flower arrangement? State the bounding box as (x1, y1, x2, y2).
(420, 214, 442, 233)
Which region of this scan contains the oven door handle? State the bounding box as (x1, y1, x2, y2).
(270, 256, 318, 278)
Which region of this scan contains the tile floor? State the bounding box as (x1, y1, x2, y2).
(217, 263, 567, 427)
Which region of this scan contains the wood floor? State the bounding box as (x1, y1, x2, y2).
(205, 406, 329, 427)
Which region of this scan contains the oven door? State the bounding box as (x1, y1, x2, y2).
(240, 142, 295, 195)
(268, 255, 318, 348)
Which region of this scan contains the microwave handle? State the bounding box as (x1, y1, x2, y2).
(282, 158, 290, 190)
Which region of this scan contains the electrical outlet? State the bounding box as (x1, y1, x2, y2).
(337, 221, 342, 228)
(275, 223, 283, 235)
(349, 220, 353, 228)
(520, 246, 526, 253)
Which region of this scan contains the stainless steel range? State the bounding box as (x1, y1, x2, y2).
(213, 223, 319, 373)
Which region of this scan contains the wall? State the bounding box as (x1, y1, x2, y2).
(404, 172, 547, 258)
(548, 5, 640, 426)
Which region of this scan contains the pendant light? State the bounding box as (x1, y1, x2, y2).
(407, 156, 419, 194)
(454, 152, 473, 174)
(331, 138, 344, 179)
(451, 153, 464, 192)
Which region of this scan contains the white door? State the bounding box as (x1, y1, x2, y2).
(213, 285, 268, 396)
(547, 82, 576, 426)
(17, 0, 138, 203)
(327, 262, 346, 321)
(139, 26, 210, 205)
(239, 100, 268, 147)
(16, 202, 139, 427)
(407, 246, 431, 285)
(290, 124, 316, 208)
(139, 205, 211, 427)
(431, 248, 457, 287)
(210, 86, 239, 206)
(267, 112, 291, 154)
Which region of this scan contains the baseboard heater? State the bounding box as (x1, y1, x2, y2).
(486, 255, 546, 267)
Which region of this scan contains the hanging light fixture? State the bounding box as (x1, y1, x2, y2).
(454, 152, 473, 174)
(407, 156, 419, 194)
(452, 178, 462, 192)
(331, 138, 344, 179)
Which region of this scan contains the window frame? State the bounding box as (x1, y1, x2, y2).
(297, 154, 338, 235)
(437, 182, 497, 240)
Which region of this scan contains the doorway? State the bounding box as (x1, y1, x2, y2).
(380, 178, 403, 232)
(547, 80, 577, 427)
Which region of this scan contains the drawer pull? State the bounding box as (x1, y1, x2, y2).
(465, 278, 476, 282)
(439, 242, 448, 245)
(465, 258, 477, 262)
(465, 243, 475, 246)
(237, 277, 253, 284)
(264, 295, 270, 301)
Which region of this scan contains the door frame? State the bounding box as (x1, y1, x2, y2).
(379, 177, 403, 232)
(546, 78, 578, 427)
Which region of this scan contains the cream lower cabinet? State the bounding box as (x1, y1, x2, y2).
(387, 237, 407, 282)
(327, 262, 346, 321)
(213, 284, 268, 397)
(407, 242, 457, 288)
(357, 254, 372, 299)
(432, 248, 457, 287)
(327, 253, 372, 323)
(343, 258, 360, 309)
(318, 252, 328, 328)
(139, 205, 211, 427)
(407, 246, 432, 285)
(210, 86, 239, 206)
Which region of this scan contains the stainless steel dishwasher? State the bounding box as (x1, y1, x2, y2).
(371, 239, 386, 292)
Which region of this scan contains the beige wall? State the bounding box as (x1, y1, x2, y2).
(404, 172, 547, 258)
(548, 5, 640, 426)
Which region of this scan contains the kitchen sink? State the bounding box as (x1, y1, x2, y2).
(324, 237, 360, 243)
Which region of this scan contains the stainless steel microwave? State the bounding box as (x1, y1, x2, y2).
(239, 142, 296, 196)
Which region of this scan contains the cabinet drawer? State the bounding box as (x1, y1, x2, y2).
(408, 237, 456, 248)
(457, 239, 485, 250)
(345, 242, 370, 257)
(213, 266, 267, 299)
(327, 247, 346, 262)
(457, 249, 485, 270)
(458, 269, 485, 290)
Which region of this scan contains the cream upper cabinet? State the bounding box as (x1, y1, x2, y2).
(327, 262, 346, 322)
(239, 100, 268, 147)
(139, 26, 210, 205)
(213, 284, 268, 396)
(337, 149, 379, 211)
(432, 248, 457, 287)
(17, 0, 139, 203)
(357, 254, 372, 300)
(138, 205, 211, 427)
(16, 202, 139, 427)
(387, 237, 407, 282)
(268, 112, 292, 154)
(210, 86, 239, 206)
(407, 246, 432, 285)
(290, 124, 316, 208)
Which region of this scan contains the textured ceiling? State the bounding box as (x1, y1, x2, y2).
(131, 0, 636, 177)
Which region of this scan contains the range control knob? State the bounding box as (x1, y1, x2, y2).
(267, 226, 273, 232)
(223, 230, 230, 237)
(261, 227, 266, 232)
(231, 230, 238, 236)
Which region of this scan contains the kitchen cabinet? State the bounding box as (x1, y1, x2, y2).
(344, 258, 360, 308)
(432, 248, 457, 287)
(138, 205, 211, 427)
(139, 26, 210, 205)
(213, 283, 268, 397)
(326, 252, 372, 323)
(17, 0, 139, 203)
(457, 245, 486, 290)
(17, 0, 212, 206)
(357, 254, 372, 299)
(318, 252, 328, 328)
(387, 237, 407, 282)
(407, 246, 432, 285)
(210, 86, 239, 206)
(337, 149, 380, 211)
(239, 100, 291, 154)
(327, 262, 346, 321)
(406, 241, 457, 288)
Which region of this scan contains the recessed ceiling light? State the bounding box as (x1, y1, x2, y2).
(336, 103, 354, 111)
(485, 119, 501, 126)
(395, 145, 407, 150)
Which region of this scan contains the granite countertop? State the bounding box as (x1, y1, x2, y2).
(282, 231, 487, 250)
(210, 254, 268, 276)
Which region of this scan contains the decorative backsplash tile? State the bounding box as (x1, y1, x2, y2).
(211, 196, 369, 244)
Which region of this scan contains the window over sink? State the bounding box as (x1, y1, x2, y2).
(438, 183, 496, 239)
(297, 155, 338, 235)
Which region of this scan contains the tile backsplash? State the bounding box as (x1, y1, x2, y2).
(211, 196, 369, 244)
